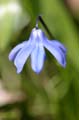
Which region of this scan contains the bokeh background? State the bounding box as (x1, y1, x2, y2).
(0, 0, 79, 119)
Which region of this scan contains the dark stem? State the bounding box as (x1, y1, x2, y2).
(36, 15, 55, 39)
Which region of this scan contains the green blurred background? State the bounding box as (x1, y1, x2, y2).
(0, 0, 79, 119)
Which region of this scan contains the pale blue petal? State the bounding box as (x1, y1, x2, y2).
(31, 42, 45, 73)
(30, 28, 45, 43)
(49, 40, 66, 54)
(43, 39, 66, 67)
(14, 43, 34, 74)
(9, 41, 28, 61)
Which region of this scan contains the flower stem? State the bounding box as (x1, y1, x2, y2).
(36, 15, 55, 39)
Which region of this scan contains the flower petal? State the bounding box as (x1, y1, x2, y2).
(49, 40, 66, 54)
(14, 42, 34, 74)
(31, 42, 45, 73)
(43, 39, 66, 67)
(9, 41, 28, 61)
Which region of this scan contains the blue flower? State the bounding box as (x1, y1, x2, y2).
(9, 28, 66, 74)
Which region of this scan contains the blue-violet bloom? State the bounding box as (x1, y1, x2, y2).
(9, 28, 66, 74)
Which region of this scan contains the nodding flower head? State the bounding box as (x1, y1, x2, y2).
(9, 28, 66, 74)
